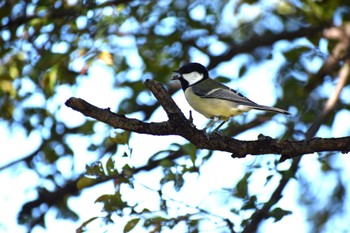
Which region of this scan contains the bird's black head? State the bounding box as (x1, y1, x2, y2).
(172, 63, 209, 90)
(176, 63, 209, 76)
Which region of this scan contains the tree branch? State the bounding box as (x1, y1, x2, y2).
(1, 0, 133, 30)
(23, 76, 350, 229)
(65, 79, 350, 158)
(308, 58, 350, 136)
(304, 25, 350, 93)
(19, 148, 188, 225)
(208, 25, 329, 69)
(242, 34, 350, 232)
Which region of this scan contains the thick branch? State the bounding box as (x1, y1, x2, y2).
(65, 79, 350, 158)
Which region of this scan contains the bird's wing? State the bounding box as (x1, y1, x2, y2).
(192, 78, 259, 107)
(204, 88, 260, 106)
(192, 79, 291, 114)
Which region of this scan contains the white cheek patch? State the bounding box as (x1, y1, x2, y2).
(182, 72, 203, 85)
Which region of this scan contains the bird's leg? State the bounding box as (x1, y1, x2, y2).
(203, 120, 216, 131)
(203, 116, 220, 132)
(213, 120, 227, 132)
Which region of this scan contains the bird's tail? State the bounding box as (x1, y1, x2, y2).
(251, 105, 291, 115)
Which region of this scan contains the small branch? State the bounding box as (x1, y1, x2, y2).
(208, 25, 328, 69)
(305, 24, 350, 93)
(65, 79, 350, 158)
(308, 58, 350, 137)
(242, 33, 350, 232)
(19, 149, 187, 225)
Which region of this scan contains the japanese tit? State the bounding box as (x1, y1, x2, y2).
(172, 62, 291, 132)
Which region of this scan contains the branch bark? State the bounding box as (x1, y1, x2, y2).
(65, 79, 350, 158)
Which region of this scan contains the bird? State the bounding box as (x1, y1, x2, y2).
(172, 62, 291, 132)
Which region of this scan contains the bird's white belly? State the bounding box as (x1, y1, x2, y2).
(185, 88, 250, 120)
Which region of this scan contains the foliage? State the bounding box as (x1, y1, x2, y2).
(1, 0, 350, 232)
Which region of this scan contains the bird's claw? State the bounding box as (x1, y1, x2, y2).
(212, 130, 222, 136)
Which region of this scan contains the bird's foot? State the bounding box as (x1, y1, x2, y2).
(203, 129, 223, 140)
(212, 128, 222, 135)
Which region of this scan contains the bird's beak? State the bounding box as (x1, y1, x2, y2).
(172, 71, 181, 80)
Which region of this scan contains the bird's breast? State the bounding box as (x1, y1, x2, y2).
(184, 87, 249, 120)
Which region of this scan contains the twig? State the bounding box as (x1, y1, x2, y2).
(307, 58, 350, 137)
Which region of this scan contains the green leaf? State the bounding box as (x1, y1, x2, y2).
(269, 207, 292, 222)
(241, 195, 257, 210)
(95, 192, 127, 213)
(76, 216, 99, 233)
(77, 177, 97, 190)
(124, 218, 140, 233)
(278, 169, 296, 179)
(215, 76, 231, 83)
(86, 161, 105, 178)
(109, 131, 131, 145)
(122, 164, 134, 178)
(182, 143, 197, 163)
(234, 172, 251, 198)
(283, 46, 311, 63)
(106, 156, 118, 176)
(144, 216, 169, 227)
(238, 65, 247, 78)
(41, 67, 58, 97)
(159, 159, 174, 168)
